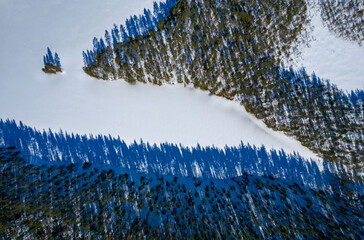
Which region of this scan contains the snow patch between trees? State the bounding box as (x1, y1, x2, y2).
(0, 0, 319, 161)
(293, 3, 364, 91)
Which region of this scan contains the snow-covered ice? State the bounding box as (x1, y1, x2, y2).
(295, 3, 364, 92)
(0, 0, 319, 159)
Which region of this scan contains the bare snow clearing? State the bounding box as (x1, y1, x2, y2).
(0, 0, 319, 159)
(294, 3, 364, 91)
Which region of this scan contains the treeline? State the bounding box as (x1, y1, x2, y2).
(319, 0, 364, 45)
(0, 119, 361, 190)
(82, 0, 177, 66)
(82, 0, 363, 171)
(1, 147, 362, 239)
(248, 66, 364, 169)
(42, 47, 62, 74)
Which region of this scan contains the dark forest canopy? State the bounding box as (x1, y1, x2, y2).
(0, 146, 362, 239)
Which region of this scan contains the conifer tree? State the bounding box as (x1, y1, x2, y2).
(54, 53, 61, 68)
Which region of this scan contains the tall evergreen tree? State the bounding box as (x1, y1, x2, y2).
(105, 30, 112, 46)
(47, 47, 54, 65)
(93, 37, 100, 53)
(112, 24, 120, 46)
(120, 25, 129, 41)
(54, 53, 61, 68)
(99, 38, 106, 51)
(144, 8, 154, 29)
(82, 51, 88, 66)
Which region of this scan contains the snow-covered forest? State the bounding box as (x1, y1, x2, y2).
(0, 0, 363, 239)
(2, 119, 358, 189)
(83, 0, 363, 170)
(1, 146, 363, 239)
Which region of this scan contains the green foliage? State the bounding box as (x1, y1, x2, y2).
(42, 63, 62, 74)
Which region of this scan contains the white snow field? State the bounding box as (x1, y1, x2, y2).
(295, 3, 364, 92)
(0, 0, 319, 159)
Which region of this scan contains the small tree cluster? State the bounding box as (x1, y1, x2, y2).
(42, 47, 62, 74)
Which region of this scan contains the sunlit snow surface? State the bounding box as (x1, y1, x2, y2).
(295, 4, 364, 92)
(0, 0, 320, 160)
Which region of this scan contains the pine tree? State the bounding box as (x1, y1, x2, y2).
(105, 30, 112, 46)
(120, 25, 129, 41)
(93, 37, 100, 53)
(99, 38, 106, 51)
(47, 47, 54, 65)
(112, 24, 120, 46)
(83, 51, 88, 66)
(54, 53, 61, 68)
(144, 8, 155, 29)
